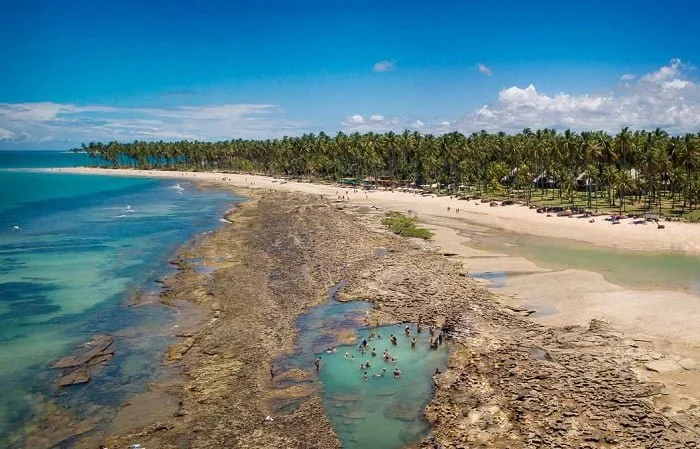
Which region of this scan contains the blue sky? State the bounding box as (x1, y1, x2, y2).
(1, 0, 699, 149)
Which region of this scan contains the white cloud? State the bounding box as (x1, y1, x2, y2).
(477, 63, 492, 76)
(344, 114, 365, 125)
(341, 60, 700, 136)
(342, 113, 406, 132)
(0, 128, 15, 140)
(461, 59, 700, 134)
(662, 79, 690, 90)
(640, 58, 682, 83)
(620, 74, 636, 81)
(373, 60, 395, 72)
(0, 102, 305, 147)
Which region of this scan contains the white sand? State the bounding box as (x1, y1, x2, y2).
(43, 167, 700, 254)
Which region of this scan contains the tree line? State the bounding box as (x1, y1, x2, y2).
(74, 127, 700, 218)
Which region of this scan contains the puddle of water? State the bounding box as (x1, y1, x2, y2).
(279, 284, 449, 449)
(468, 271, 507, 288)
(456, 220, 700, 295)
(522, 303, 559, 317)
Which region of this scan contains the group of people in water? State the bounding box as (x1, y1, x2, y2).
(320, 315, 445, 382)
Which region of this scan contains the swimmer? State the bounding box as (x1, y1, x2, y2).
(404, 326, 411, 336)
(435, 367, 442, 375)
(371, 348, 377, 357)
(365, 360, 371, 369)
(373, 368, 387, 377)
(344, 351, 350, 359)
(429, 325, 435, 336)
(314, 356, 321, 372)
(411, 337, 416, 348)
(393, 368, 402, 378)
(350, 354, 356, 360)
(438, 333, 443, 345)
(362, 338, 368, 348)
(390, 335, 398, 346)
(377, 333, 382, 339)
(363, 372, 368, 382)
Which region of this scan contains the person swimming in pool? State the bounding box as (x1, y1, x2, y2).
(363, 372, 368, 382)
(371, 347, 377, 357)
(411, 337, 416, 348)
(373, 368, 387, 377)
(393, 368, 402, 378)
(404, 325, 411, 336)
(390, 334, 398, 345)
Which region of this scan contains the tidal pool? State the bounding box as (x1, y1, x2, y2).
(455, 220, 700, 294)
(280, 284, 449, 449)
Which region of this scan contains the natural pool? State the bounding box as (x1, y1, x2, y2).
(279, 284, 449, 449)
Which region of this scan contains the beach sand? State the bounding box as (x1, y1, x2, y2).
(44, 167, 700, 254)
(43, 167, 700, 447)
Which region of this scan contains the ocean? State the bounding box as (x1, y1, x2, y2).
(0, 151, 241, 444)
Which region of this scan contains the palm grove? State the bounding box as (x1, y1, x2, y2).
(75, 127, 700, 220)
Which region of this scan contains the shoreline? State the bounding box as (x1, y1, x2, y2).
(41, 167, 700, 254)
(37, 167, 700, 446)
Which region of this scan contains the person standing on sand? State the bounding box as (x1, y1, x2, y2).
(270, 365, 274, 380)
(314, 356, 321, 372)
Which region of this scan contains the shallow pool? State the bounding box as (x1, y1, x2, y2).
(280, 284, 449, 449)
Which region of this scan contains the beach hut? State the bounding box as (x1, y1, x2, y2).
(532, 172, 558, 189)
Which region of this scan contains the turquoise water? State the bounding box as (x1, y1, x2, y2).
(281, 284, 449, 449)
(0, 151, 240, 443)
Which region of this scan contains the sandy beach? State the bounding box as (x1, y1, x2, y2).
(44, 167, 700, 254)
(39, 167, 700, 447)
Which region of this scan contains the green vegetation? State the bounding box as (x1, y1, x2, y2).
(381, 211, 433, 239)
(74, 127, 700, 221)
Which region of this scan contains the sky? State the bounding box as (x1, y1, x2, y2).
(1, 0, 699, 149)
